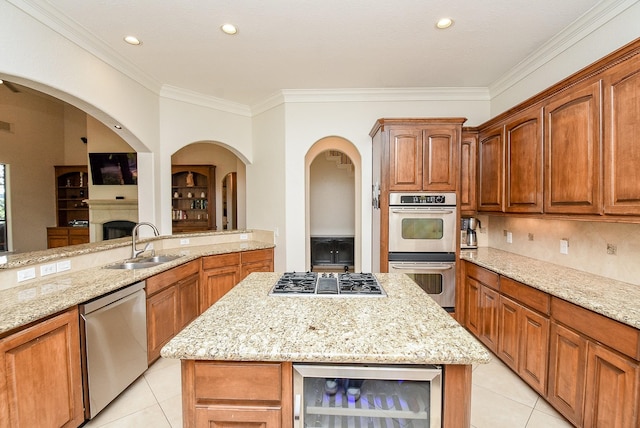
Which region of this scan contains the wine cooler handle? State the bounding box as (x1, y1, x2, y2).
(294, 393, 301, 421)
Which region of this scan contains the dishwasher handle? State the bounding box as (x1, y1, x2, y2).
(80, 281, 145, 315)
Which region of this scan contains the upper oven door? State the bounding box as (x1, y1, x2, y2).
(388, 205, 457, 253)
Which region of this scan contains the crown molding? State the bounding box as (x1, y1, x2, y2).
(9, 0, 162, 94)
(489, 0, 637, 98)
(160, 85, 252, 117)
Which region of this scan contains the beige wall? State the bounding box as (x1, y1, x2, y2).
(486, 216, 640, 286)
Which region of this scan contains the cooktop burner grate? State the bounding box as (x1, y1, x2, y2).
(270, 272, 385, 296)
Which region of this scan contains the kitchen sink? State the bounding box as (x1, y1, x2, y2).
(104, 254, 183, 270)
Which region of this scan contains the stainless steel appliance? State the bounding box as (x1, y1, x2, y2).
(461, 217, 480, 249)
(79, 281, 148, 419)
(270, 272, 385, 297)
(388, 258, 455, 310)
(293, 364, 442, 427)
(388, 192, 457, 255)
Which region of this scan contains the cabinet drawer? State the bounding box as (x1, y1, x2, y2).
(146, 260, 200, 296)
(500, 277, 550, 315)
(466, 262, 499, 290)
(551, 297, 640, 361)
(202, 253, 241, 271)
(241, 248, 273, 264)
(194, 362, 282, 402)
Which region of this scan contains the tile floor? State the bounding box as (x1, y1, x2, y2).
(84, 351, 572, 428)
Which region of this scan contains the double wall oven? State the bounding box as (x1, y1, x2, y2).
(387, 192, 457, 311)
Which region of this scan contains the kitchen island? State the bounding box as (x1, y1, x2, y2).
(161, 272, 490, 427)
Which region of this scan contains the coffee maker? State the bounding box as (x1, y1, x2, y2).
(461, 217, 480, 249)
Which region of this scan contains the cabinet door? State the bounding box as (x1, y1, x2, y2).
(240, 249, 274, 280)
(498, 296, 520, 371)
(548, 322, 588, 427)
(460, 132, 478, 213)
(583, 342, 640, 428)
(479, 285, 500, 353)
(177, 273, 200, 330)
(518, 307, 549, 396)
(0, 308, 84, 428)
(200, 255, 241, 313)
(544, 80, 602, 214)
(602, 54, 640, 215)
(389, 128, 422, 190)
(194, 407, 281, 428)
(505, 106, 543, 213)
(478, 125, 504, 212)
(333, 238, 355, 266)
(465, 277, 481, 336)
(310, 238, 334, 265)
(147, 286, 178, 364)
(422, 126, 458, 191)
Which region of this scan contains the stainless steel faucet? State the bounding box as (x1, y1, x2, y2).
(131, 222, 159, 259)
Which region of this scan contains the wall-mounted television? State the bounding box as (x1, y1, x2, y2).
(89, 153, 137, 185)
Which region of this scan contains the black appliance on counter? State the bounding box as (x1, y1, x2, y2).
(270, 272, 385, 296)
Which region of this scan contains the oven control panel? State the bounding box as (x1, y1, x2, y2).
(389, 192, 456, 206)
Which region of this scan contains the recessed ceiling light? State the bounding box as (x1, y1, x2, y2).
(124, 35, 142, 45)
(436, 18, 453, 29)
(114, 124, 122, 129)
(221, 23, 238, 35)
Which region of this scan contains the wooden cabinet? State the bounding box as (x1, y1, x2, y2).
(48, 165, 89, 248)
(602, 53, 640, 215)
(200, 253, 241, 312)
(310, 237, 354, 269)
(478, 284, 500, 353)
(422, 126, 460, 191)
(477, 124, 504, 212)
(240, 248, 274, 280)
(172, 165, 216, 233)
(460, 130, 477, 214)
(389, 127, 423, 190)
(464, 263, 500, 352)
(0, 307, 84, 428)
(463, 277, 481, 336)
(544, 80, 602, 214)
(146, 260, 200, 364)
(182, 360, 292, 428)
(504, 105, 544, 213)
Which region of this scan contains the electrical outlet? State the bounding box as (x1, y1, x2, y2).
(528, 233, 534, 241)
(40, 263, 57, 276)
(560, 239, 569, 254)
(607, 243, 617, 255)
(180, 238, 190, 245)
(17, 267, 36, 282)
(57, 260, 71, 272)
(240, 234, 248, 240)
(506, 231, 513, 244)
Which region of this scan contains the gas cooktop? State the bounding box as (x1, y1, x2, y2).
(270, 272, 385, 297)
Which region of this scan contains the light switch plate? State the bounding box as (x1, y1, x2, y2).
(560, 239, 569, 254)
(17, 267, 36, 282)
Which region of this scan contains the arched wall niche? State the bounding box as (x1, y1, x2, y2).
(305, 136, 362, 271)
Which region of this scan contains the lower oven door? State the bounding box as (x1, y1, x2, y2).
(388, 261, 455, 311)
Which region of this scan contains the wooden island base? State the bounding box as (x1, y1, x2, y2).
(180, 360, 472, 428)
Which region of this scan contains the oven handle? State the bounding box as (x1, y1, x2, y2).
(390, 209, 455, 215)
(390, 264, 454, 271)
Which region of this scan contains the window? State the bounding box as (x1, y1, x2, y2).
(0, 164, 7, 252)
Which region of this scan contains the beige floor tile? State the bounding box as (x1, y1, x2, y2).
(526, 409, 573, 428)
(98, 404, 172, 428)
(159, 394, 183, 428)
(471, 384, 534, 428)
(144, 359, 183, 403)
(84, 376, 157, 427)
(146, 357, 180, 374)
(534, 396, 568, 420)
(472, 357, 539, 407)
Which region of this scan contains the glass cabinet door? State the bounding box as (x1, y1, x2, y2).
(294, 365, 441, 428)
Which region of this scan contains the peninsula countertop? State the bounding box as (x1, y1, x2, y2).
(461, 248, 640, 330)
(161, 272, 491, 365)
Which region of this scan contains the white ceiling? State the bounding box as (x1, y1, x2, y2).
(25, 0, 606, 106)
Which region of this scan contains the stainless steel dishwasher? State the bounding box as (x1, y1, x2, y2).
(79, 281, 148, 419)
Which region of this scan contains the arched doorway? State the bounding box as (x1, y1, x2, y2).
(305, 137, 361, 272)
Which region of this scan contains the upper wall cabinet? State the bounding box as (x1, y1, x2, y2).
(505, 105, 544, 213)
(544, 80, 602, 214)
(478, 125, 504, 212)
(602, 53, 640, 215)
(374, 118, 465, 192)
(460, 131, 478, 214)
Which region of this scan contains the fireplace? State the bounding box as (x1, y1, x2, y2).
(103, 220, 136, 240)
(85, 199, 138, 242)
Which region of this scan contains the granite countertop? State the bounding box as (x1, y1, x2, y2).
(461, 248, 640, 330)
(0, 240, 274, 336)
(161, 272, 491, 365)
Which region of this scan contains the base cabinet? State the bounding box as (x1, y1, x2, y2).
(0, 308, 84, 428)
(194, 407, 281, 428)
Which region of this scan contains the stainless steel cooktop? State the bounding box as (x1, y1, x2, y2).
(270, 272, 385, 297)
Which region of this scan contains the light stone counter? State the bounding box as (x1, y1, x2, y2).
(0, 239, 274, 336)
(161, 272, 491, 365)
(461, 248, 640, 330)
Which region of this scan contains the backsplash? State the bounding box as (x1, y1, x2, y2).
(484, 215, 640, 286)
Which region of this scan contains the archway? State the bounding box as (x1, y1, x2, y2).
(305, 137, 362, 272)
